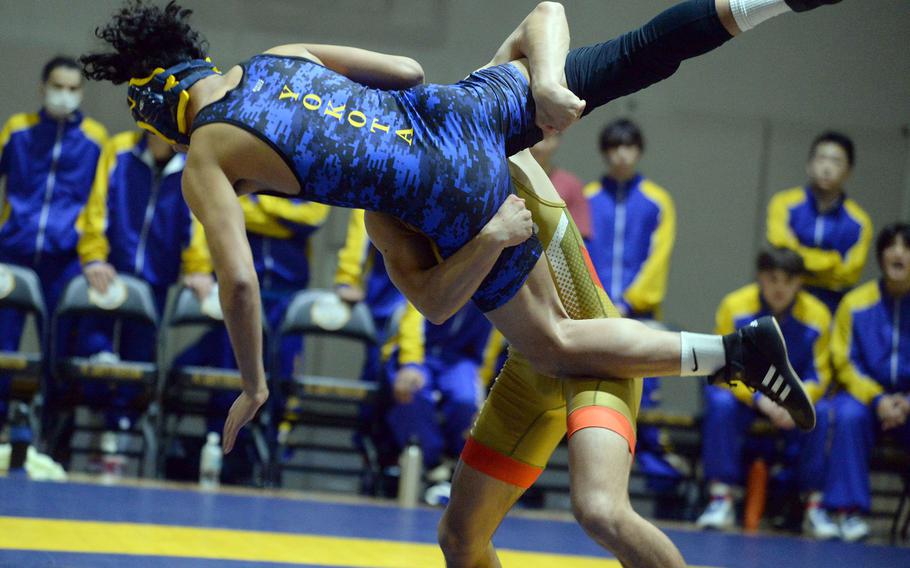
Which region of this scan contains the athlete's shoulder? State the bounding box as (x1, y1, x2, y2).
(583, 180, 602, 198)
(840, 280, 881, 311)
(638, 178, 675, 209)
(720, 283, 761, 314)
(79, 116, 108, 147)
(770, 186, 807, 208)
(1, 112, 40, 135)
(106, 131, 143, 155)
(792, 290, 832, 328)
(842, 197, 872, 227)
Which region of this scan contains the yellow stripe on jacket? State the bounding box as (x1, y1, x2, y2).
(831, 281, 885, 404)
(76, 131, 143, 265)
(334, 209, 371, 288)
(624, 179, 675, 315)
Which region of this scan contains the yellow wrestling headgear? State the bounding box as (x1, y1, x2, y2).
(127, 58, 220, 145)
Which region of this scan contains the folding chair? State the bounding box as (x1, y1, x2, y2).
(0, 263, 46, 437)
(270, 289, 377, 490)
(157, 285, 270, 483)
(48, 274, 159, 476)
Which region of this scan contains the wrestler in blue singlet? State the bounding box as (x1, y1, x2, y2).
(191, 0, 731, 312)
(193, 55, 540, 311)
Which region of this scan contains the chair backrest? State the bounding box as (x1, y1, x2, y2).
(55, 274, 158, 326)
(165, 285, 225, 328)
(0, 263, 46, 321)
(277, 289, 376, 344)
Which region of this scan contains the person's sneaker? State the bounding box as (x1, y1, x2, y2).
(784, 0, 842, 12)
(839, 514, 870, 542)
(696, 497, 735, 530)
(803, 506, 840, 540)
(710, 316, 816, 431)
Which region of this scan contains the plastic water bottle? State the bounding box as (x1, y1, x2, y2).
(397, 437, 423, 508)
(8, 402, 32, 472)
(199, 432, 222, 489)
(100, 430, 125, 482)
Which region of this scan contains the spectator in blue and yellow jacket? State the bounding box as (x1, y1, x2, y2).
(697, 247, 832, 534)
(584, 118, 677, 495)
(383, 301, 492, 474)
(334, 209, 406, 382)
(767, 131, 873, 313)
(75, 131, 212, 428)
(583, 118, 675, 320)
(813, 223, 910, 542)
(0, 56, 107, 424)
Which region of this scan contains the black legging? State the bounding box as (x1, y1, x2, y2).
(565, 0, 732, 115)
(510, 0, 732, 153)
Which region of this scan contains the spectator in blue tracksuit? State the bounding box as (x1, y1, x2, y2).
(0, 56, 107, 426)
(75, 130, 213, 429)
(815, 223, 910, 542)
(767, 131, 873, 313)
(382, 301, 491, 472)
(696, 247, 833, 534)
(583, 118, 679, 494)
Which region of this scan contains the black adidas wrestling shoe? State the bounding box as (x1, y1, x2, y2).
(710, 316, 816, 431)
(785, 0, 842, 12)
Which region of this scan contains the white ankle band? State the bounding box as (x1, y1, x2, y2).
(680, 332, 726, 377)
(728, 0, 790, 31)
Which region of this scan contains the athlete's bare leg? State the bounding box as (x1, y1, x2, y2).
(438, 462, 525, 567)
(438, 428, 686, 567)
(487, 259, 681, 380)
(569, 428, 686, 568)
(489, 153, 683, 381)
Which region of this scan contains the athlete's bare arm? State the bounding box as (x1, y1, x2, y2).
(486, 1, 584, 133)
(365, 197, 533, 325)
(181, 144, 268, 454)
(264, 44, 424, 90)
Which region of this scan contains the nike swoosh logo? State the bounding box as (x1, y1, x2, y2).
(692, 348, 699, 372)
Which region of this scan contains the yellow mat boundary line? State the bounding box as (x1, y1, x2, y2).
(0, 517, 639, 567)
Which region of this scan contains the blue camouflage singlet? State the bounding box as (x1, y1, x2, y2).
(191, 54, 542, 312)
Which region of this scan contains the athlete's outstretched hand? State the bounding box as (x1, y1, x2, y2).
(223, 389, 268, 453)
(533, 80, 585, 135)
(483, 194, 535, 248)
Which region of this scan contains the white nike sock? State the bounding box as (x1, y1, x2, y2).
(680, 332, 726, 377)
(728, 0, 791, 32)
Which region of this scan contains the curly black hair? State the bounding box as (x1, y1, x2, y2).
(81, 0, 208, 84)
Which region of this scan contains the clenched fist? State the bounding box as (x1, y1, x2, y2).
(482, 194, 535, 248)
(533, 80, 585, 135)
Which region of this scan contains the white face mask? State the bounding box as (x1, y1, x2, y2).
(44, 88, 82, 119)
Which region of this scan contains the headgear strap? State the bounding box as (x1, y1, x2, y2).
(127, 58, 220, 145)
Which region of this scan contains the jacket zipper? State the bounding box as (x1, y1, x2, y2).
(611, 182, 627, 301)
(134, 171, 162, 275)
(33, 121, 65, 265)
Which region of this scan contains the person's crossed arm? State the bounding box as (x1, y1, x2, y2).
(366, 195, 534, 325)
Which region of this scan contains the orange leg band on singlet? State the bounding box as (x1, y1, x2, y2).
(567, 405, 637, 457)
(460, 437, 544, 489)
